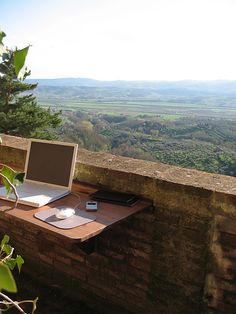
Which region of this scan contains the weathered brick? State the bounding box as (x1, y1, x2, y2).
(99, 238, 130, 256)
(126, 266, 150, 282)
(128, 256, 151, 272)
(130, 248, 150, 261)
(106, 258, 127, 275)
(219, 232, 236, 249)
(129, 239, 152, 254)
(70, 259, 87, 281)
(224, 248, 236, 260)
(54, 244, 86, 263)
(87, 271, 119, 294)
(100, 248, 125, 261)
(213, 301, 236, 314)
(132, 218, 155, 235)
(216, 216, 236, 236)
(125, 272, 149, 291)
(86, 252, 109, 270)
(99, 266, 124, 281)
(37, 252, 53, 265)
(125, 228, 152, 244)
(224, 292, 236, 305)
(150, 277, 202, 311)
(54, 254, 71, 266)
(134, 210, 155, 223)
(219, 280, 236, 294)
(152, 259, 205, 286)
(53, 259, 73, 277)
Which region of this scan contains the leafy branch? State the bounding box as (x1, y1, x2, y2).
(0, 29, 38, 313)
(0, 164, 22, 208)
(0, 294, 38, 313)
(0, 235, 38, 313)
(0, 165, 37, 313)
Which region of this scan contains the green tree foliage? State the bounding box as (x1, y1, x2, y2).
(61, 111, 109, 151)
(61, 110, 236, 176)
(0, 31, 61, 139)
(0, 30, 38, 313)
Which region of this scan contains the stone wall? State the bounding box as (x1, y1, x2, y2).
(205, 215, 236, 313)
(0, 135, 236, 314)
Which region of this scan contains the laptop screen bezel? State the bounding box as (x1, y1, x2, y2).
(24, 139, 78, 190)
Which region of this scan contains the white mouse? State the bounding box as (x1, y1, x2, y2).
(55, 206, 75, 219)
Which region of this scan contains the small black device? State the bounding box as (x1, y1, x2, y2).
(91, 190, 139, 206)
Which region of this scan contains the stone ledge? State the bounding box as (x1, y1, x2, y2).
(0, 134, 235, 216)
(1, 134, 235, 195)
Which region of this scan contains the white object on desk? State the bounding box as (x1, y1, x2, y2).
(55, 206, 75, 219)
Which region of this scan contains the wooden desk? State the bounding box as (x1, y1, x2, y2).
(0, 182, 152, 242)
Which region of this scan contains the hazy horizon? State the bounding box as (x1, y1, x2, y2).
(28, 77, 236, 82)
(2, 0, 236, 81)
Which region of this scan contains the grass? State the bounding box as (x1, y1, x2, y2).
(159, 114, 182, 121)
(39, 99, 236, 120)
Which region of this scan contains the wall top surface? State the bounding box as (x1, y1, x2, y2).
(1, 134, 235, 197)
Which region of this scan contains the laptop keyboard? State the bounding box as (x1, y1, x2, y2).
(17, 181, 67, 196)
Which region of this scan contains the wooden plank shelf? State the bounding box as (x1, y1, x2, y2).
(0, 182, 152, 242)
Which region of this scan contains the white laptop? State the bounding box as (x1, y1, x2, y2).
(0, 139, 78, 207)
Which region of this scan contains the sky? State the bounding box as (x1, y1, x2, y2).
(1, 0, 236, 81)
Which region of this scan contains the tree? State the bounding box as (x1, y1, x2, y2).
(0, 30, 38, 313)
(0, 31, 61, 139)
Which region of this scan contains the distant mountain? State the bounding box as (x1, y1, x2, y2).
(26, 78, 236, 96)
(27, 78, 100, 87)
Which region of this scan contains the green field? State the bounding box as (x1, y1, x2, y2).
(39, 99, 236, 120)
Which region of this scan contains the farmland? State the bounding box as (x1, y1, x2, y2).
(31, 80, 236, 176)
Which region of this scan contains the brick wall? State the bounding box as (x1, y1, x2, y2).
(0, 206, 155, 314)
(0, 135, 236, 314)
(204, 215, 236, 314)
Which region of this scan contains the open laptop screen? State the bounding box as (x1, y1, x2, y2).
(26, 141, 77, 187)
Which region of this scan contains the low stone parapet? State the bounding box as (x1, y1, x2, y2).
(0, 134, 236, 314)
